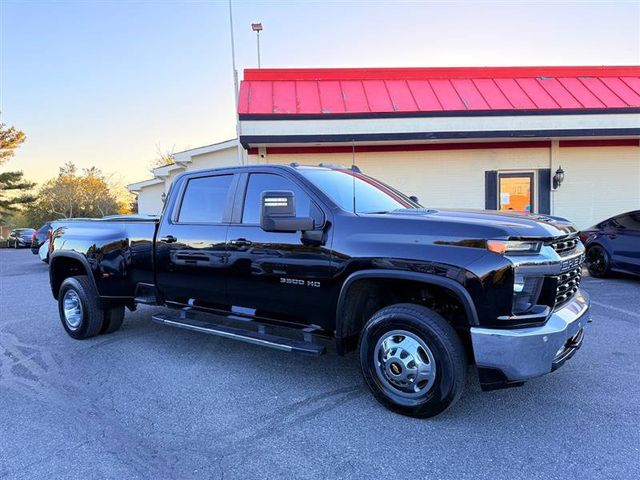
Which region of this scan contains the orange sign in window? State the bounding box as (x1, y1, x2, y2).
(499, 174, 534, 213)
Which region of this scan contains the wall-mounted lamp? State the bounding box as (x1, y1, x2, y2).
(161, 192, 167, 204)
(553, 166, 565, 190)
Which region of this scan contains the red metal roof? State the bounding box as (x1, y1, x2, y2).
(238, 66, 640, 116)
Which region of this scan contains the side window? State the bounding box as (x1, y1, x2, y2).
(615, 213, 640, 231)
(177, 174, 233, 223)
(242, 173, 322, 225)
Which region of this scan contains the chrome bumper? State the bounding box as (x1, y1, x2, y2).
(471, 288, 590, 382)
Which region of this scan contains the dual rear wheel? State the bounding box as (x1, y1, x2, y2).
(58, 276, 125, 339)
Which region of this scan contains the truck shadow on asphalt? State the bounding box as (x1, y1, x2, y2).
(92, 304, 602, 424)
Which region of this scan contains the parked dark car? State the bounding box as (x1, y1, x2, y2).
(7, 228, 35, 248)
(31, 222, 53, 255)
(581, 210, 640, 277)
(47, 164, 590, 418)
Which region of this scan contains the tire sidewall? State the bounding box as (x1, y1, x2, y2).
(359, 309, 461, 417)
(58, 277, 94, 339)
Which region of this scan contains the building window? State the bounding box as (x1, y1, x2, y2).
(498, 172, 535, 213)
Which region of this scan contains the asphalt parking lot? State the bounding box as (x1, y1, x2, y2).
(1, 248, 638, 479)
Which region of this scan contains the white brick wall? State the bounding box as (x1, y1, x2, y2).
(136, 182, 165, 215)
(554, 146, 640, 228)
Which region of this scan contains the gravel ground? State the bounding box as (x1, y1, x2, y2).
(1, 248, 638, 479)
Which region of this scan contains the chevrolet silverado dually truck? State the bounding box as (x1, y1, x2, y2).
(48, 164, 590, 417)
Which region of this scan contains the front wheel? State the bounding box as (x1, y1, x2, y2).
(359, 303, 467, 418)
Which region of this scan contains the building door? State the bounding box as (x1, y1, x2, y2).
(498, 172, 534, 213)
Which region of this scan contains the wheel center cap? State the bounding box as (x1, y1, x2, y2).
(389, 362, 402, 375)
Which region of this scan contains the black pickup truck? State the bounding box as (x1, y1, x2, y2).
(48, 164, 590, 417)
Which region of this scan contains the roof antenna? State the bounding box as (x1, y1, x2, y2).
(351, 140, 357, 214)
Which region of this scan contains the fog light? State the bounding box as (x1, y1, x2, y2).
(513, 275, 543, 314)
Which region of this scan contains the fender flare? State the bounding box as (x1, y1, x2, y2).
(49, 250, 98, 299)
(335, 269, 480, 353)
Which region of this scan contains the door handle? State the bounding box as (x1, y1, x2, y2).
(230, 238, 252, 248)
(160, 235, 177, 244)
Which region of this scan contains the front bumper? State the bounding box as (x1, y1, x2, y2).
(471, 288, 590, 387)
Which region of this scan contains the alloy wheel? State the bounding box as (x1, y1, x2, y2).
(62, 290, 83, 330)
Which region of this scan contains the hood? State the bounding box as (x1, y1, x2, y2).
(383, 208, 577, 239)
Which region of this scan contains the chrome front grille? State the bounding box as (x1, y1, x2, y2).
(555, 267, 582, 305)
(550, 236, 579, 256)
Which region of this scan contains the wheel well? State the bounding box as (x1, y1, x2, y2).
(337, 278, 472, 354)
(50, 256, 89, 299)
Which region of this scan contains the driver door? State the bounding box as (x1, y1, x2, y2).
(225, 171, 334, 325)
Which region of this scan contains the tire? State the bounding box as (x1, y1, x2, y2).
(58, 276, 104, 339)
(359, 303, 467, 418)
(101, 305, 125, 334)
(585, 244, 610, 278)
(14, 241, 18, 249)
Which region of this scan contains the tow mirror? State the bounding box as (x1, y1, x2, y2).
(260, 190, 314, 233)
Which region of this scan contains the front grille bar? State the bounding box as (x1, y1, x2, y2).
(549, 236, 579, 256)
(555, 267, 582, 306)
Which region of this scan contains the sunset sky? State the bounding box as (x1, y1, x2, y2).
(1, 0, 639, 187)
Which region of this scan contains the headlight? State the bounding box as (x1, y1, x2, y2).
(487, 240, 542, 255)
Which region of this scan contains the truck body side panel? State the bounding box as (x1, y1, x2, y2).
(50, 220, 158, 298)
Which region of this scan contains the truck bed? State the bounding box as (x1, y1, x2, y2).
(50, 215, 159, 298)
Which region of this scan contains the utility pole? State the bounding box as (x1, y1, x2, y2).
(228, 0, 243, 165)
(251, 22, 263, 68)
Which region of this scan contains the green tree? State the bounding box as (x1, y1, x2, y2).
(0, 121, 27, 166)
(0, 172, 35, 217)
(0, 121, 35, 223)
(23, 162, 120, 226)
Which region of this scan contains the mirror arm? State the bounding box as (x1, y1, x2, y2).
(301, 227, 325, 246)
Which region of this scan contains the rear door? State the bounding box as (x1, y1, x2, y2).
(155, 171, 239, 308)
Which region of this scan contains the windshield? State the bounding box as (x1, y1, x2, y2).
(300, 168, 416, 214)
(17, 229, 35, 234)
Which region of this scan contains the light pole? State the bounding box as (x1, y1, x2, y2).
(251, 22, 263, 68)
(228, 0, 243, 165)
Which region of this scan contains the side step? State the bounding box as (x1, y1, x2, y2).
(151, 310, 326, 356)
(134, 283, 159, 305)
(135, 295, 158, 305)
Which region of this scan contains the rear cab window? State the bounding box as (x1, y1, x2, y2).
(177, 174, 234, 224)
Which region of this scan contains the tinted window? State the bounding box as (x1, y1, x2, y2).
(614, 212, 640, 231)
(242, 173, 320, 225)
(178, 175, 233, 223)
(300, 168, 413, 214)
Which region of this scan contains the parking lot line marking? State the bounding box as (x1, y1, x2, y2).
(590, 300, 640, 319)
